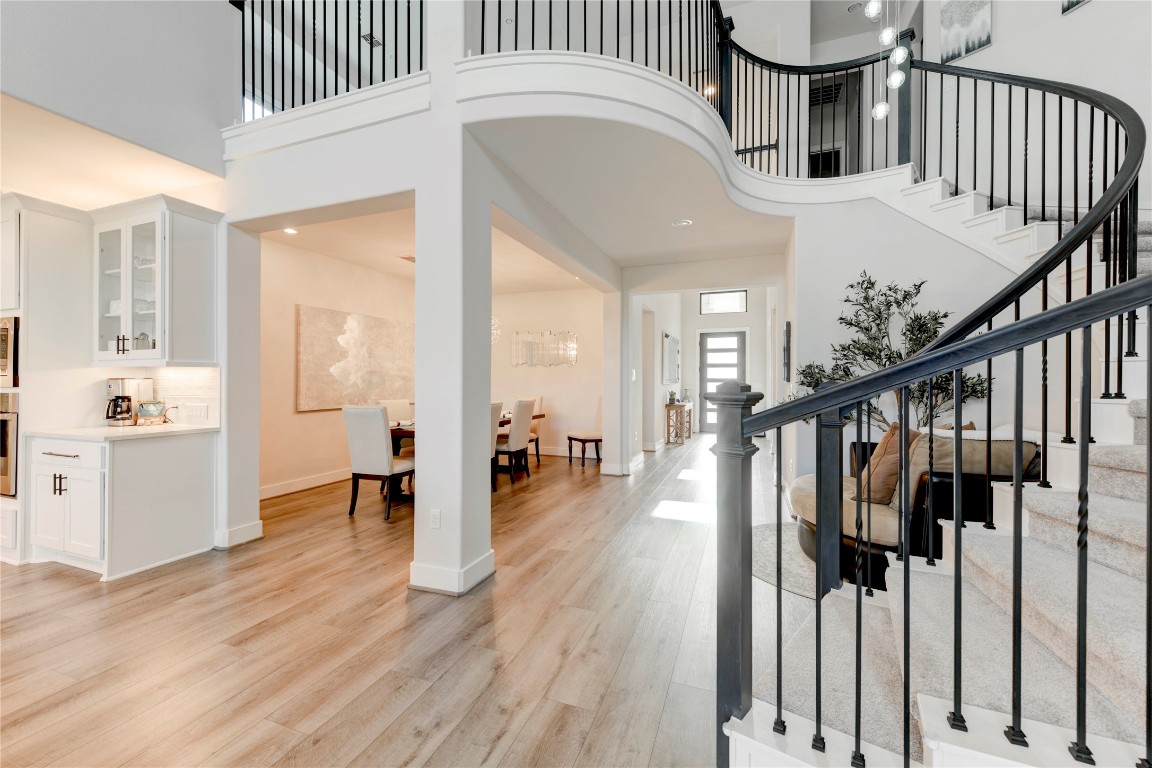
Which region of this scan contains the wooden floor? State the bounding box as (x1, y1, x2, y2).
(0, 435, 785, 767)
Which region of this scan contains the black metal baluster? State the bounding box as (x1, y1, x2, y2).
(1142, 309, 1151, 768)
(759, 56, 765, 172)
(774, 425, 787, 735)
(990, 80, 995, 205)
(1005, 345, 1028, 746)
(1041, 92, 1047, 219)
(643, 0, 647, 65)
(973, 77, 978, 198)
(514, 0, 518, 51)
(1069, 324, 1094, 765)
(381, 0, 387, 79)
(901, 388, 911, 768)
(819, 71, 825, 177)
(921, 65, 926, 179)
(953, 76, 959, 196)
(852, 402, 865, 768)
(419, 0, 423, 70)
(1087, 108, 1096, 300)
(796, 72, 801, 177)
(784, 73, 790, 176)
(368, 0, 373, 86)
(405, 0, 411, 73)
(925, 381, 937, 567)
(270, 0, 276, 110)
(1024, 88, 1030, 214)
(583, 0, 587, 54)
(1040, 277, 1052, 488)
(549, 0, 553, 51)
(241, 1, 248, 119)
(1103, 117, 1114, 399)
(812, 408, 826, 754)
(866, 401, 875, 597)
(532, 0, 537, 50)
(938, 70, 943, 182)
(986, 321, 995, 529)
(356, 0, 362, 90)
(872, 64, 877, 173)
(1007, 84, 1014, 205)
(948, 369, 967, 731)
(859, 67, 864, 175)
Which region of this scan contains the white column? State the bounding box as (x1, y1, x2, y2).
(410, 0, 495, 595)
(216, 224, 263, 547)
(600, 291, 631, 475)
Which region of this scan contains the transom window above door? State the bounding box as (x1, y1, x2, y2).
(699, 290, 747, 315)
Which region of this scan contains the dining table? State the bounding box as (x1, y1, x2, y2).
(389, 413, 545, 456)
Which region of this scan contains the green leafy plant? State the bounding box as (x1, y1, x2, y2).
(795, 272, 990, 429)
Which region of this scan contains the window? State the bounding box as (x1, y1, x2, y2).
(699, 290, 747, 315)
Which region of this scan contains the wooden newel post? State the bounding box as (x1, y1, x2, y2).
(707, 380, 763, 768)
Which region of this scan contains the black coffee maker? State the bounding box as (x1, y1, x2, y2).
(105, 378, 153, 427)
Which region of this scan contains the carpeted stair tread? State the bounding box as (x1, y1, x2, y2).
(1133, 399, 1148, 446)
(1021, 486, 1146, 579)
(752, 591, 921, 760)
(885, 566, 1141, 744)
(961, 533, 1147, 727)
(1133, 399, 1149, 420)
(1091, 444, 1148, 472)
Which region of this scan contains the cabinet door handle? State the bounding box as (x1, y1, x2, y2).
(43, 451, 81, 459)
(59, 476, 68, 494)
(52, 474, 60, 495)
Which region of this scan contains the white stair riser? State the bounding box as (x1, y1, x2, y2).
(902, 178, 950, 208)
(1088, 398, 1138, 443)
(930, 192, 990, 226)
(995, 222, 1059, 258)
(1099, 356, 1148, 399)
(963, 207, 1024, 246)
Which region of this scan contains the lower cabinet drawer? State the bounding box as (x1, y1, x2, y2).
(28, 439, 104, 471)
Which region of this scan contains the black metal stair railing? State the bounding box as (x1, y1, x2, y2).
(470, 0, 728, 114)
(710, 276, 1151, 768)
(232, 0, 426, 121)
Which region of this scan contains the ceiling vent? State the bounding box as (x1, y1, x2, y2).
(809, 82, 844, 108)
(361, 32, 383, 48)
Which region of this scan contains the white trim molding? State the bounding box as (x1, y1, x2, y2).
(409, 548, 496, 596)
(213, 520, 264, 549)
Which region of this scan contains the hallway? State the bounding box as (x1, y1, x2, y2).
(1, 434, 783, 767)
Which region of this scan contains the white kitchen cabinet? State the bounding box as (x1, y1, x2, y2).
(91, 196, 220, 366)
(29, 462, 103, 561)
(1, 211, 19, 311)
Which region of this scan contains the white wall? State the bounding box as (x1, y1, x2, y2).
(259, 238, 415, 499)
(0, 1, 237, 175)
(680, 286, 770, 432)
(636, 293, 683, 451)
(491, 288, 605, 455)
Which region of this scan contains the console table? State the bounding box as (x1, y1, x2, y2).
(665, 402, 693, 445)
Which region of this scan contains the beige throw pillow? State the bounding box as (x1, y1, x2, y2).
(854, 422, 917, 504)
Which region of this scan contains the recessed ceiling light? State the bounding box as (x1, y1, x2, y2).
(672, 219, 694, 228)
(847, 2, 863, 13)
(283, 228, 298, 234)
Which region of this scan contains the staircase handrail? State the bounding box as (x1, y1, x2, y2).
(743, 275, 1151, 434)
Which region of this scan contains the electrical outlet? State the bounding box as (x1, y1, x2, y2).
(182, 403, 209, 423)
(430, 508, 441, 529)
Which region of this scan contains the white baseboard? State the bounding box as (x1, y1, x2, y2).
(409, 548, 495, 596)
(642, 441, 665, 452)
(599, 462, 626, 476)
(260, 468, 351, 499)
(214, 520, 264, 549)
(105, 546, 215, 581)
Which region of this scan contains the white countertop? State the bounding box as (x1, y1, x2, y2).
(26, 423, 220, 442)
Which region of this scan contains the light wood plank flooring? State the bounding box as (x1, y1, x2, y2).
(1, 435, 786, 767)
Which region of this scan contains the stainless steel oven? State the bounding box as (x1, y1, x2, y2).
(0, 316, 17, 388)
(0, 393, 16, 497)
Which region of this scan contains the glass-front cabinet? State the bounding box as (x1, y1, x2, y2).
(93, 214, 163, 361)
(91, 196, 219, 366)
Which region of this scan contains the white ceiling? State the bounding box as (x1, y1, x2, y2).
(468, 117, 792, 267)
(0, 95, 224, 211)
(261, 209, 586, 294)
(811, 0, 880, 45)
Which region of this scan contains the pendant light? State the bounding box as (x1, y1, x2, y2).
(872, 0, 905, 120)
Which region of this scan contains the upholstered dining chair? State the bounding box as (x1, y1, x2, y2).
(377, 399, 415, 458)
(490, 401, 502, 492)
(518, 394, 543, 463)
(342, 405, 414, 520)
(495, 398, 535, 483)
(567, 395, 603, 468)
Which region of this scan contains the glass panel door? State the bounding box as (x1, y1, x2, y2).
(96, 226, 124, 358)
(698, 331, 747, 432)
(127, 217, 160, 355)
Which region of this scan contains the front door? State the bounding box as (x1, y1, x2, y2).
(699, 331, 747, 432)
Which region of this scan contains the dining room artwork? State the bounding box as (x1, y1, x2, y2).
(296, 304, 415, 412)
(940, 0, 992, 64)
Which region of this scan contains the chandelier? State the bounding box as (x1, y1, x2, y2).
(863, 0, 907, 120)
